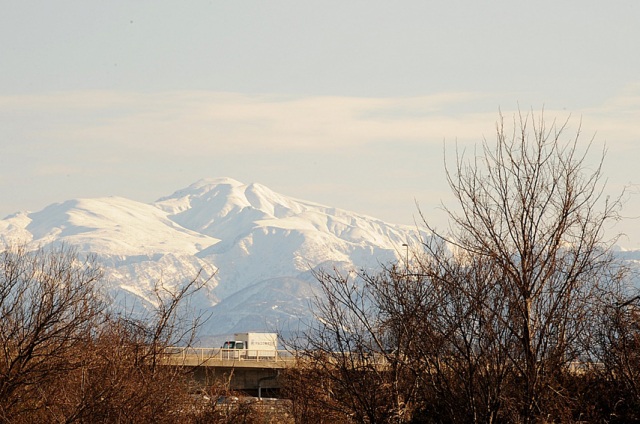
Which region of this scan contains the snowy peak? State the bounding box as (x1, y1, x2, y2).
(156, 178, 244, 214)
(155, 178, 413, 249)
(155, 177, 304, 224)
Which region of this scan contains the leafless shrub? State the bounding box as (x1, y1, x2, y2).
(0, 243, 218, 423)
(0, 244, 104, 422)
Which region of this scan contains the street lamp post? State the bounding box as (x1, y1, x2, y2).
(401, 243, 409, 272)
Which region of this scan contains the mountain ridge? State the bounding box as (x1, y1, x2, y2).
(0, 178, 419, 339)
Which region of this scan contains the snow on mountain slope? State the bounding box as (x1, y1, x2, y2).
(3, 177, 639, 339)
(4, 196, 220, 256)
(156, 178, 415, 300)
(205, 276, 318, 336)
(0, 195, 221, 314)
(156, 177, 409, 246)
(0, 178, 420, 339)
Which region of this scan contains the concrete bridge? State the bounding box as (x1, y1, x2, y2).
(165, 347, 296, 397)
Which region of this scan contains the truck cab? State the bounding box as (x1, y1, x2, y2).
(221, 340, 246, 359)
(222, 341, 245, 350)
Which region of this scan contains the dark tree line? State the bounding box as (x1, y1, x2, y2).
(284, 112, 640, 423)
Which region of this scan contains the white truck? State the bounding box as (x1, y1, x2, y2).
(221, 332, 278, 360)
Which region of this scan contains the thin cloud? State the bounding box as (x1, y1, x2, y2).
(1, 89, 638, 157)
(0, 90, 502, 154)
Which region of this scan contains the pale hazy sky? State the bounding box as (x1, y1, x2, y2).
(2, 1, 640, 246)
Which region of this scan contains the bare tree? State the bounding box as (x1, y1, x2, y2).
(58, 269, 213, 423)
(423, 111, 623, 421)
(0, 244, 105, 422)
(0, 243, 218, 423)
(291, 111, 626, 423)
(285, 266, 425, 424)
(587, 282, 640, 422)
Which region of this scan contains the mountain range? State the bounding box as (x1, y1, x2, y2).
(0, 178, 420, 343)
(3, 177, 639, 345)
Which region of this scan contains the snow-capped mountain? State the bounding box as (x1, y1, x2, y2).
(0, 178, 419, 341)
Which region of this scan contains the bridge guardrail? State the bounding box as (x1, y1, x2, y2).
(165, 347, 297, 366)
